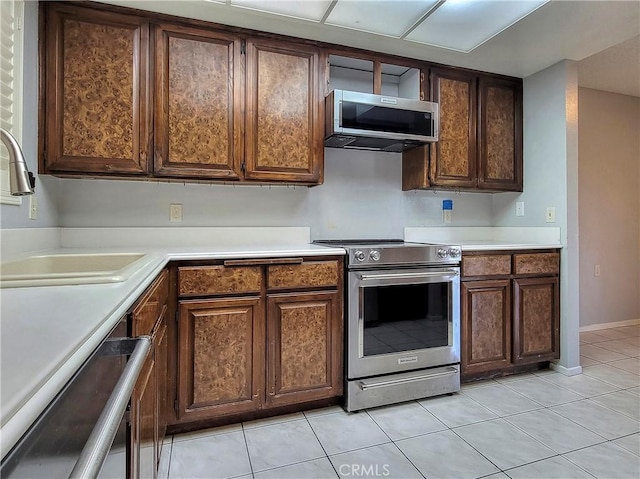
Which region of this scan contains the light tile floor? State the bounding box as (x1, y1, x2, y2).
(158, 324, 640, 479)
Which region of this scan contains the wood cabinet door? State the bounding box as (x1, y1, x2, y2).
(177, 297, 264, 421)
(155, 320, 168, 466)
(131, 269, 168, 337)
(461, 280, 511, 377)
(512, 277, 560, 364)
(43, 4, 151, 175)
(154, 24, 243, 179)
(130, 355, 157, 479)
(244, 39, 323, 184)
(266, 291, 342, 407)
(428, 68, 477, 188)
(478, 77, 523, 191)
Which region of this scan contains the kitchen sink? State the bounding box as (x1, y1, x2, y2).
(0, 252, 150, 288)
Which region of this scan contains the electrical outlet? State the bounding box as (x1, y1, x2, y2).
(516, 201, 525, 217)
(594, 264, 601, 277)
(170, 204, 183, 222)
(28, 196, 37, 220)
(443, 210, 452, 224)
(545, 207, 556, 223)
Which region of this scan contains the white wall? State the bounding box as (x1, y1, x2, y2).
(0, 1, 60, 230)
(57, 148, 494, 239)
(492, 61, 581, 374)
(578, 88, 640, 327)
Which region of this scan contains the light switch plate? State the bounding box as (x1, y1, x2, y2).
(29, 196, 37, 220)
(545, 207, 556, 223)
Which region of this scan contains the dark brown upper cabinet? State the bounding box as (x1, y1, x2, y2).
(40, 2, 523, 190)
(41, 3, 152, 176)
(40, 4, 323, 185)
(478, 77, 523, 191)
(243, 39, 323, 184)
(402, 67, 523, 193)
(154, 24, 243, 180)
(155, 28, 323, 183)
(429, 68, 478, 189)
(326, 54, 425, 100)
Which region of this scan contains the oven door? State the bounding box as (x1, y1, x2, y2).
(347, 266, 460, 379)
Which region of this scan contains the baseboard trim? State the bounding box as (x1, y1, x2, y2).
(550, 363, 582, 376)
(580, 318, 640, 332)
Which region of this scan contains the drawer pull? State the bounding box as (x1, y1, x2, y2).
(223, 257, 304, 267)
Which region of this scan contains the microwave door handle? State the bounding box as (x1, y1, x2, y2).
(359, 271, 459, 281)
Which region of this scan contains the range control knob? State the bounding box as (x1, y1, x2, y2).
(447, 248, 461, 258)
(369, 250, 381, 262)
(437, 248, 448, 258)
(354, 250, 366, 262)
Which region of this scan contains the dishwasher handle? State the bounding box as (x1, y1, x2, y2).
(69, 335, 152, 479)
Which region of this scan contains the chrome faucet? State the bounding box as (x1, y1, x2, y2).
(0, 127, 35, 196)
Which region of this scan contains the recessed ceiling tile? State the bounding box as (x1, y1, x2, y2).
(230, 0, 334, 22)
(326, 0, 439, 37)
(406, 0, 549, 52)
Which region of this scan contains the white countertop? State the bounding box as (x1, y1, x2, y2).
(0, 241, 345, 459)
(405, 226, 563, 251)
(447, 240, 562, 251)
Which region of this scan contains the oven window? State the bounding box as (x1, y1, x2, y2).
(362, 283, 449, 356)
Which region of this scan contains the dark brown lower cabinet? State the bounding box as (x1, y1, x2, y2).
(266, 291, 341, 408)
(460, 250, 560, 381)
(131, 355, 157, 479)
(177, 297, 264, 421)
(461, 280, 511, 376)
(173, 257, 343, 427)
(129, 269, 169, 479)
(512, 277, 560, 364)
(155, 321, 168, 464)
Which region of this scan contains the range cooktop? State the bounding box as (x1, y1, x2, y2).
(313, 239, 461, 268)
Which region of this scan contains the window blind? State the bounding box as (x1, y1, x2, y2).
(1, 0, 24, 205)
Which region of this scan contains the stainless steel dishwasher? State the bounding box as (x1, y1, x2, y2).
(0, 318, 151, 479)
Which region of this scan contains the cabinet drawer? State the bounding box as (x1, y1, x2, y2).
(267, 260, 339, 290)
(462, 255, 511, 277)
(132, 269, 169, 336)
(179, 265, 262, 297)
(514, 253, 559, 275)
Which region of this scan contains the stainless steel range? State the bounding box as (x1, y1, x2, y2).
(314, 239, 462, 412)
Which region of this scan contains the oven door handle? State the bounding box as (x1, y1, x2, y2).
(359, 271, 459, 281)
(358, 366, 459, 390)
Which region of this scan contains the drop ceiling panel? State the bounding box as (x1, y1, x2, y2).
(406, 0, 548, 52)
(230, 0, 334, 22)
(325, 0, 439, 37)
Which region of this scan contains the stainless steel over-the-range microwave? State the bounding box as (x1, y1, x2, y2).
(324, 89, 439, 152)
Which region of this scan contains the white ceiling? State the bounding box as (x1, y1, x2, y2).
(98, 0, 640, 97)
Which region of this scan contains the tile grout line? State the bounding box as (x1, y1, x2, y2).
(164, 435, 174, 479)
(239, 422, 255, 478)
(363, 402, 428, 479)
(302, 410, 340, 478)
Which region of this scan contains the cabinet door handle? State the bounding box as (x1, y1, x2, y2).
(223, 258, 304, 267)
